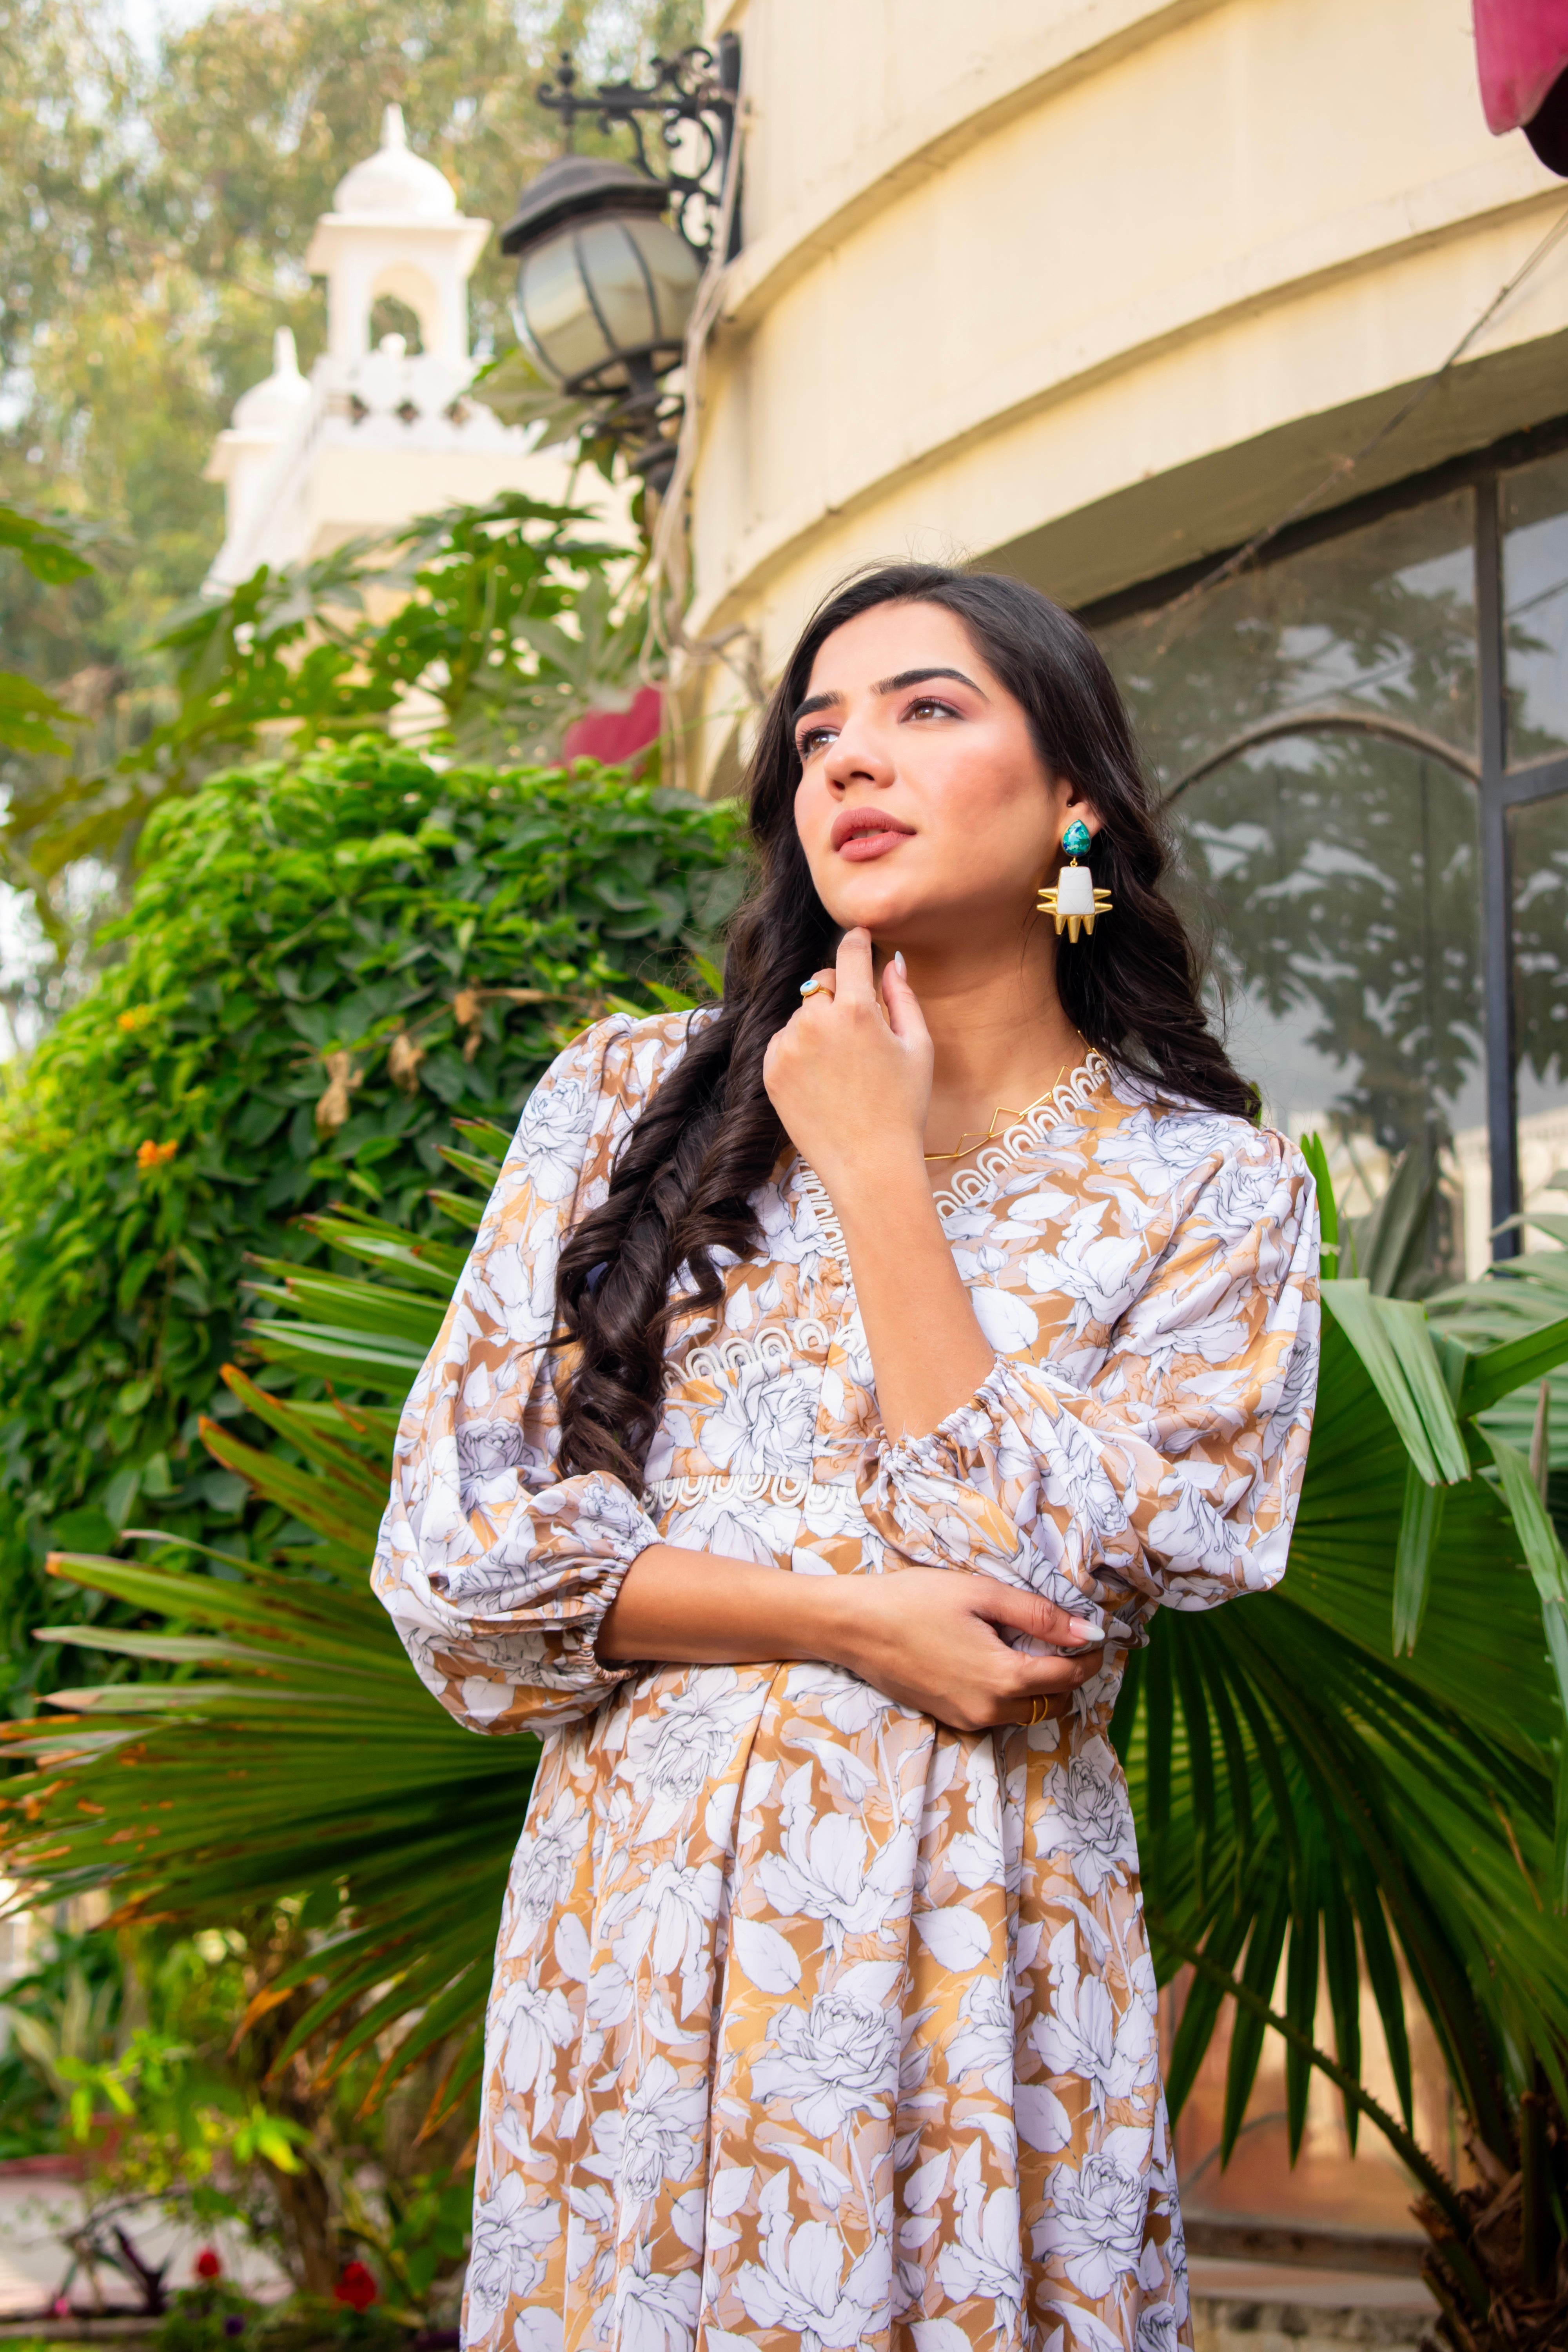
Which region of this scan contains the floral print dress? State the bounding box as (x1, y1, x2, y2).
(373, 1009, 1320, 2352)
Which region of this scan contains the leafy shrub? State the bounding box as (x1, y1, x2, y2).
(0, 734, 746, 1703)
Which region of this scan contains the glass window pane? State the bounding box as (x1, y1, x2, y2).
(1098, 492, 1478, 786)
(1502, 450, 1568, 762)
(1512, 790, 1568, 1243)
(1163, 737, 1486, 1283)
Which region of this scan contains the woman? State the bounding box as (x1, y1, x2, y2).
(374, 563, 1320, 2352)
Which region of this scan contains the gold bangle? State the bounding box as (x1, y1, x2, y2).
(1028, 1695, 1048, 1726)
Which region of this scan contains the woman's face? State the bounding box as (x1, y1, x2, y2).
(791, 600, 1097, 955)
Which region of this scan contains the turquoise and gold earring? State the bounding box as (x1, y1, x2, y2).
(1036, 817, 1112, 942)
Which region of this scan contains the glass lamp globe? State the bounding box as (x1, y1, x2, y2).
(500, 156, 702, 399)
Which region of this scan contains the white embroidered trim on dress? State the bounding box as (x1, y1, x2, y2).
(682, 1321, 832, 1381)
(795, 1163, 844, 1265)
(645, 1470, 814, 1508)
(642, 1471, 869, 1533)
(795, 1051, 1112, 1264)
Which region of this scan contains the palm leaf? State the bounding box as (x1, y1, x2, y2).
(7, 1144, 1568, 2274)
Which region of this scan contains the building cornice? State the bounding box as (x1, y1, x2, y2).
(690, 156, 1565, 637)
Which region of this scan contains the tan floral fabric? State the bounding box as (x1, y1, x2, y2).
(373, 1010, 1320, 2352)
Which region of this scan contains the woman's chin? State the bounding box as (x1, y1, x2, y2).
(823, 884, 1000, 947)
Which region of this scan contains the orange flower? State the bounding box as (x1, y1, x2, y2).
(136, 1138, 178, 1171)
(116, 1009, 143, 1033)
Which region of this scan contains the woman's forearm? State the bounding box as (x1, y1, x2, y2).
(833, 1144, 995, 1438)
(595, 1541, 1104, 1730)
(596, 1543, 855, 1666)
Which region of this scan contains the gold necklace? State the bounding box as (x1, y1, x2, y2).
(922, 1044, 1085, 1164)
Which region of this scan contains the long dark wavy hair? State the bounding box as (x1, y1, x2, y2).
(554, 561, 1257, 1482)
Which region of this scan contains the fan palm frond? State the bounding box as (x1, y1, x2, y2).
(4, 1127, 1568, 2298)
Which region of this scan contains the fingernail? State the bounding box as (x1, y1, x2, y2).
(1065, 1617, 1102, 1644)
(893, 952, 906, 978)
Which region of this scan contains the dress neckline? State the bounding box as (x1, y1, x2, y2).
(928, 1048, 1111, 1219)
(794, 1049, 1112, 1267)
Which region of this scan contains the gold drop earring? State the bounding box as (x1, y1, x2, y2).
(1036, 817, 1112, 942)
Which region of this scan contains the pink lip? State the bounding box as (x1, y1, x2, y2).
(831, 809, 916, 859)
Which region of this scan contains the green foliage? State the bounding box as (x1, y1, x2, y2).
(0, 734, 745, 1709)
(0, 0, 701, 979)
(7, 1122, 1568, 2328)
(3, 490, 653, 960)
(0, 504, 98, 757)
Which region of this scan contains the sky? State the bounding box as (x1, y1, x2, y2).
(116, 0, 213, 60)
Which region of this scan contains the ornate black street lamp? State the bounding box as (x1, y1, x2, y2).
(500, 38, 741, 494)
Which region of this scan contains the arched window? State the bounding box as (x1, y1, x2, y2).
(1091, 438, 1568, 1282)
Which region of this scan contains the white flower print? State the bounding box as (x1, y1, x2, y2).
(564, 2179, 615, 2294)
(1036, 2144, 1148, 2300)
(456, 1415, 534, 1513)
(514, 1069, 601, 1202)
(466, 2173, 559, 2328)
(1024, 1207, 1148, 1332)
(970, 1285, 1040, 1357)
(757, 1785, 915, 1955)
(781, 1661, 893, 1735)
(611, 1847, 723, 2014)
(1031, 1925, 1157, 2122)
(492, 1973, 575, 2113)
(504, 1791, 591, 1953)
(944, 1972, 1014, 2100)
(935, 2141, 1024, 2335)
(583, 2054, 706, 2208)
(702, 1354, 817, 1478)
(1095, 1101, 1228, 1197)
(1035, 1742, 1138, 1898)
(612, 2246, 701, 2352)
(1135, 2303, 1181, 2352)
(733, 2171, 889, 2352)
(370, 1013, 1320, 2352)
(751, 1989, 899, 2137)
(620, 1670, 762, 1841)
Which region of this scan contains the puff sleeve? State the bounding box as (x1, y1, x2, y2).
(372, 1016, 672, 1733)
(861, 1126, 1320, 1625)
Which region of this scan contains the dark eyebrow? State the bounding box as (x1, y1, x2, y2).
(873, 666, 988, 699)
(790, 688, 842, 732)
(789, 665, 986, 737)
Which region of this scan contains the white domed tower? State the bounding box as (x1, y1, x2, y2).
(205, 327, 312, 571)
(204, 105, 608, 590)
(308, 103, 486, 368)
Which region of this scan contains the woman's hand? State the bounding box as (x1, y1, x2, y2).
(763, 927, 932, 1193)
(826, 1568, 1105, 1731)
(600, 1544, 1105, 1735)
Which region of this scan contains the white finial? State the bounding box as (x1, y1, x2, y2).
(272, 325, 301, 377)
(382, 103, 407, 151)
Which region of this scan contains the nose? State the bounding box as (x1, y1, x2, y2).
(820, 704, 895, 795)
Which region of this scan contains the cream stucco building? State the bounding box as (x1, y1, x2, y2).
(672, 0, 1568, 2251)
(680, 0, 1568, 1306)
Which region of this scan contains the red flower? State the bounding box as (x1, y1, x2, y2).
(195, 2249, 223, 2281)
(333, 2263, 377, 2312)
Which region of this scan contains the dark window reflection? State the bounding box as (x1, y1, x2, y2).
(1512, 792, 1568, 1232)
(1096, 495, 1484, 1282)
(1503, 451, 1568, 761)
(1163, 740, 1484, 1281)
(1098, 492, 1477, 785)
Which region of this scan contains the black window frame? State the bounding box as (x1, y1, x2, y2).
(1078, 413, 1568, 1263)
